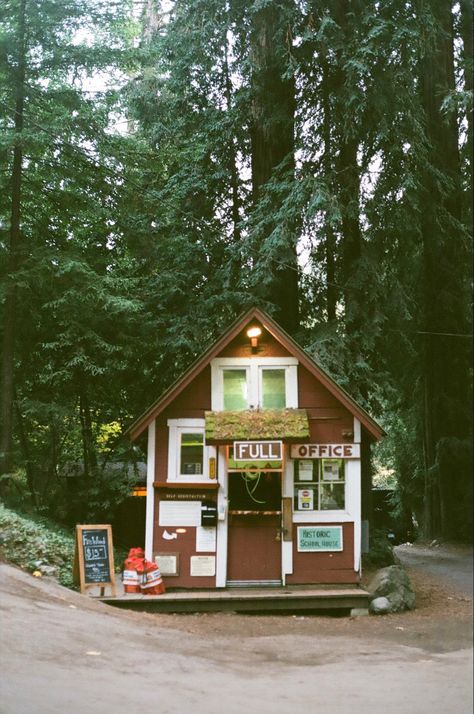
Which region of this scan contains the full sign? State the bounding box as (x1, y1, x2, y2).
(297, 526, 343, 552)
(290, 443, 360, 459)
(233, 440, 283, 461)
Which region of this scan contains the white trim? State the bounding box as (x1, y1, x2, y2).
(293, 511, 354, 523)
(347, 459, 362, 572)
(291, 457, 362, 573)
(167, 418, 209, 482)
(215, 446, 228, 587)
(282, 448, 294, 581)
(145, 420, 156, 561)
(212, 357, 299, 366)
(167, 418, 205, 428)
(353, 417, 361, 443)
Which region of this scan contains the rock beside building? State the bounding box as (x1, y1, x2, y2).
(368, 565, 416, 614)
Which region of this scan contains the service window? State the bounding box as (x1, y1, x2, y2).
(179, 432, 204, 476)
(167, 420, 208, 482)
(294, 459, 345, 511)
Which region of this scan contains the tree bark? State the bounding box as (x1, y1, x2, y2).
(418, 0, 468, 538)
(321, 48, 337, 322)
(0, 0, 26, 476)
(249, 1, 299, 334)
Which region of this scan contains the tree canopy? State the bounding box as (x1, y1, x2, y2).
(1, 0, 472, 540)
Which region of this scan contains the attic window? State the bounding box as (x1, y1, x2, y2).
(211, 357, 298, 411)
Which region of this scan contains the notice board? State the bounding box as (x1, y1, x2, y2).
(74, 524, 116, 596)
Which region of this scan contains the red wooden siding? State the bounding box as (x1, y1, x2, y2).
(217, 323, 292, 358)
(298, 365, 354, 443)
(152, 491, 217, 589)
(286, 523, 358, 584)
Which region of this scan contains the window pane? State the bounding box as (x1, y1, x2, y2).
(320, 483, 345, 510)
(223, 369, 247, 410)
(180, 433, 203, 475)
(294, 484, 318, 511)
(295, 460, 317, 482)
(321, 459, 344, 481)
(262, 369, 286, 409)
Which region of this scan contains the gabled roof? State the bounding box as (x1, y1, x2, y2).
(126, 307, 386, 442)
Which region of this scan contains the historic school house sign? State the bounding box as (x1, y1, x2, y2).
(127, 307, 385, 588)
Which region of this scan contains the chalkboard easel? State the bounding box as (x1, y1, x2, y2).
(74, 524, 116, 597)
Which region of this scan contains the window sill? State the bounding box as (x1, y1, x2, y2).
(153, 481, 219, 490)
(293, 511, 352, 523)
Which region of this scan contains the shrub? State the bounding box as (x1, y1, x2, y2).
(363, 528, 396, 568)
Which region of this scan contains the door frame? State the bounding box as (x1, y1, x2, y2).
(216, 445, 293, 587)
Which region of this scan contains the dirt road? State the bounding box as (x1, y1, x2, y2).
(0, 559, 472, 714)
(395, 542, 473, 595)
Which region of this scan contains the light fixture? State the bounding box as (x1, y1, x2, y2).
(246, 326, 262, 349)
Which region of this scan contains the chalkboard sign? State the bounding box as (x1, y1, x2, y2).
(74, 524, 116, 597)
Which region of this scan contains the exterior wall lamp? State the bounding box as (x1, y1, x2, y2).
(246, 326, 262, 351)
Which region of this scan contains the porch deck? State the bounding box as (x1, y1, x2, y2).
(98, 583, 369, 614)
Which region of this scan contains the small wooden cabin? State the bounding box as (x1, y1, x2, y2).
(127, 308, 384, 588)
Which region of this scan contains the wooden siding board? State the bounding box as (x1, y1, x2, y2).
(286, 523, 358, 585)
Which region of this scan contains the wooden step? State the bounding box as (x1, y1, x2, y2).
(99, 585, 369, 614)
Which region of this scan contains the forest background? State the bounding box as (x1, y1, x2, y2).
(0, 0, 472, 542)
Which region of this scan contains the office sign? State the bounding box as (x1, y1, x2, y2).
(233, 440, 282, 462)
(297, 526, 343, 552)
(291, 443, 360, 459)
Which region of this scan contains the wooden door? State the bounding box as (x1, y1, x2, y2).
(226, 472, 282, 585)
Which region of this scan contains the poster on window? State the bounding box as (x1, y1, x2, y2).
(298, 460, 314, 481)
(297, 488, 314, 510)
(322, 460, 341, 481)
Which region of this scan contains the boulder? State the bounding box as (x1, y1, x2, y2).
(368, 565, 416, 614)
(369, 597, 391, 615)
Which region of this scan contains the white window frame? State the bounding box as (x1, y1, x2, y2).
(293, 458, 347, 515)
(167, 418, 209, 482)
(211, 357, 298, 411)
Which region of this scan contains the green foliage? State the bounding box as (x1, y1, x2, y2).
(0, 0, 472, 542)
(363, 529, 396, 568)
(0, 503, 76, 586)
(0, 503, 127, 588)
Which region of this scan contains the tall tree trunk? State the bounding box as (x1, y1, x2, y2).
(0, 0, 26, 476)
(249, 1, 299, 334)
(418, 0, 468, 538)
(321, 47, 337, 322)
(78, 375, 97, 481)
(224, 34, 241, 249)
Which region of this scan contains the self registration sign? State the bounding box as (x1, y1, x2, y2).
(297, 526, 343, 552)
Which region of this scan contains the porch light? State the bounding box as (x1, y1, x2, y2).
(246, 326, 262, 349)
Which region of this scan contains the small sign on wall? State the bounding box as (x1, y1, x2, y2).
(159, 501, 202, 526)
(297, 488, 314, 510)
(155, 553, 179, 576)
(190, 555, 216, 577)
(297, 526, 343, 552)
